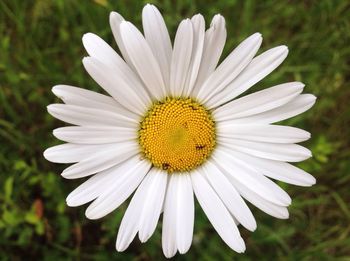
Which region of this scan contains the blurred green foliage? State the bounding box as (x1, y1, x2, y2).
(0, 0, 350, 260)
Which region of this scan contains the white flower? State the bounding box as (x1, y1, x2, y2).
(44, 4, 316, 258)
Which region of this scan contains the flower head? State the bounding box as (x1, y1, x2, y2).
(44, 4, 316, 258)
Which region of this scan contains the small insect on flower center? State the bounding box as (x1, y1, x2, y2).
(139, 97, 216, 173)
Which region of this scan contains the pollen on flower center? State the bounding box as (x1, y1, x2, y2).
(138, 97, 216, 173)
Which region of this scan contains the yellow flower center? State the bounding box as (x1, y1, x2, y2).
(138, 97, 216, 173)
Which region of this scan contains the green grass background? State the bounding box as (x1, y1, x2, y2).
(1, 0, 349, 260)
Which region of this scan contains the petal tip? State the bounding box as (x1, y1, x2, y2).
(163, 251, 176, 259)
(237, 238, 246, 253)
(82, 32, 92, 40)
(61, 167, 75, 179)
(144, 3, 154, 9)
(46, 104, 55, 113)
(138, 233, 149, 243)
(110, 11, 123, 21)
(60, 171, 69, 178)
(85, 208, 98, 220)
(253, 32, 262, 38)
(115, 242, 127, 252)
(295, 82, 305, 89)
(178, 247, 190, 254)
(309, 176, 317, 185)
(82, 56, 92, 65)
(43, 148, 51, 161)
(66, 197, 76, 207)
(213, 13, 224, 22)
(247, 219, 257, 232)
(281, 45, 289, 52)
(51, 85, 62, 95)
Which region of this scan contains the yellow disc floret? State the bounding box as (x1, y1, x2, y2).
(139, 97, 216, 173)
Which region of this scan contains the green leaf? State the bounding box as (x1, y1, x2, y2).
(4, 176, 14, 201)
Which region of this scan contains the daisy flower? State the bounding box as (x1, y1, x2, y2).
(44, 4, 316, 258)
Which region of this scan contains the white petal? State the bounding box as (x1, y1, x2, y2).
(162, 176, 177, 258)
(197, 33, 262, 103)
(85, 158, 151, 219)
(116, 191, 141, 252)
(66, 156, 140, 207)
(47, 104, 138, 128)
(169, 19, 193, 97)
(176, 174, 194, 254)
(218, 138, 312, 162)
(138, 169, 168, 242)
(162, 174, 194, 257)
(227, 150, 316, 186)
(213, 149, 291, 206)
(223, 170, 289, 219)
(207, 46, 289, 109)
(116, 168, 167, 251)
(120, 21, 167, 100)
(83, 57, 149, 115)
(192, 14, 226, 96)
(61, 141, 138, 179)
(214, 82, 304, 121)
(43, 143, 111, 163)
(191, 170, 246, 253)
(82, 33, 151, 105)
(53, 126, 136, 144)
(82, 32, 124, 68)
(109, 12, 134, 68)
(52, 85, 122, 111)
(142, 4, 172, 87)
(182, 14, 205, 97)
(217, 124, 310, 144)
(228, 94, 316, 124)
(203, 161, 256, 231)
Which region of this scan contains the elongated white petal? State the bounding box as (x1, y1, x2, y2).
(120, 21, 167, 100)
(182, 14, 205, 96)
(192, 14, 226, 96)
(116, 168, 167, 251)
(82, 33, 125, 68)
(53, 126, 136, 144)
(197, 33, 262, 103)
(52, 85, 122, 111)
(213, 149, 291, 206)
(176, 174, 194, 254)
(83, 57, 149, 115)
(217, 124, 310, 144)
(85, 159, 151, 219)
(82, 33, 151, 105)
(162, 175, 177, 258)
(47, 104, 138, 128)
(109, 12, 134, 67)
(142, 4, 172, 87)
(203, 161, 256, 231)
(221, 167, 289, 219)
(61, 141, 138, 179)
(66, 156, 140, 207)
(162, 174, 194, 257)
(116, 189, 142, 252)
(43, 143, 112, 163)
(191, 170, 246, 253)
(208, 46, 289, 109)
(138, 169, 168, 242)
(214, 82, 304, 121)
(169, 19, 193, 97)
(226, 150, 316, 186)
(218, 138, 312, 162)
(228, 94, 316, 124)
